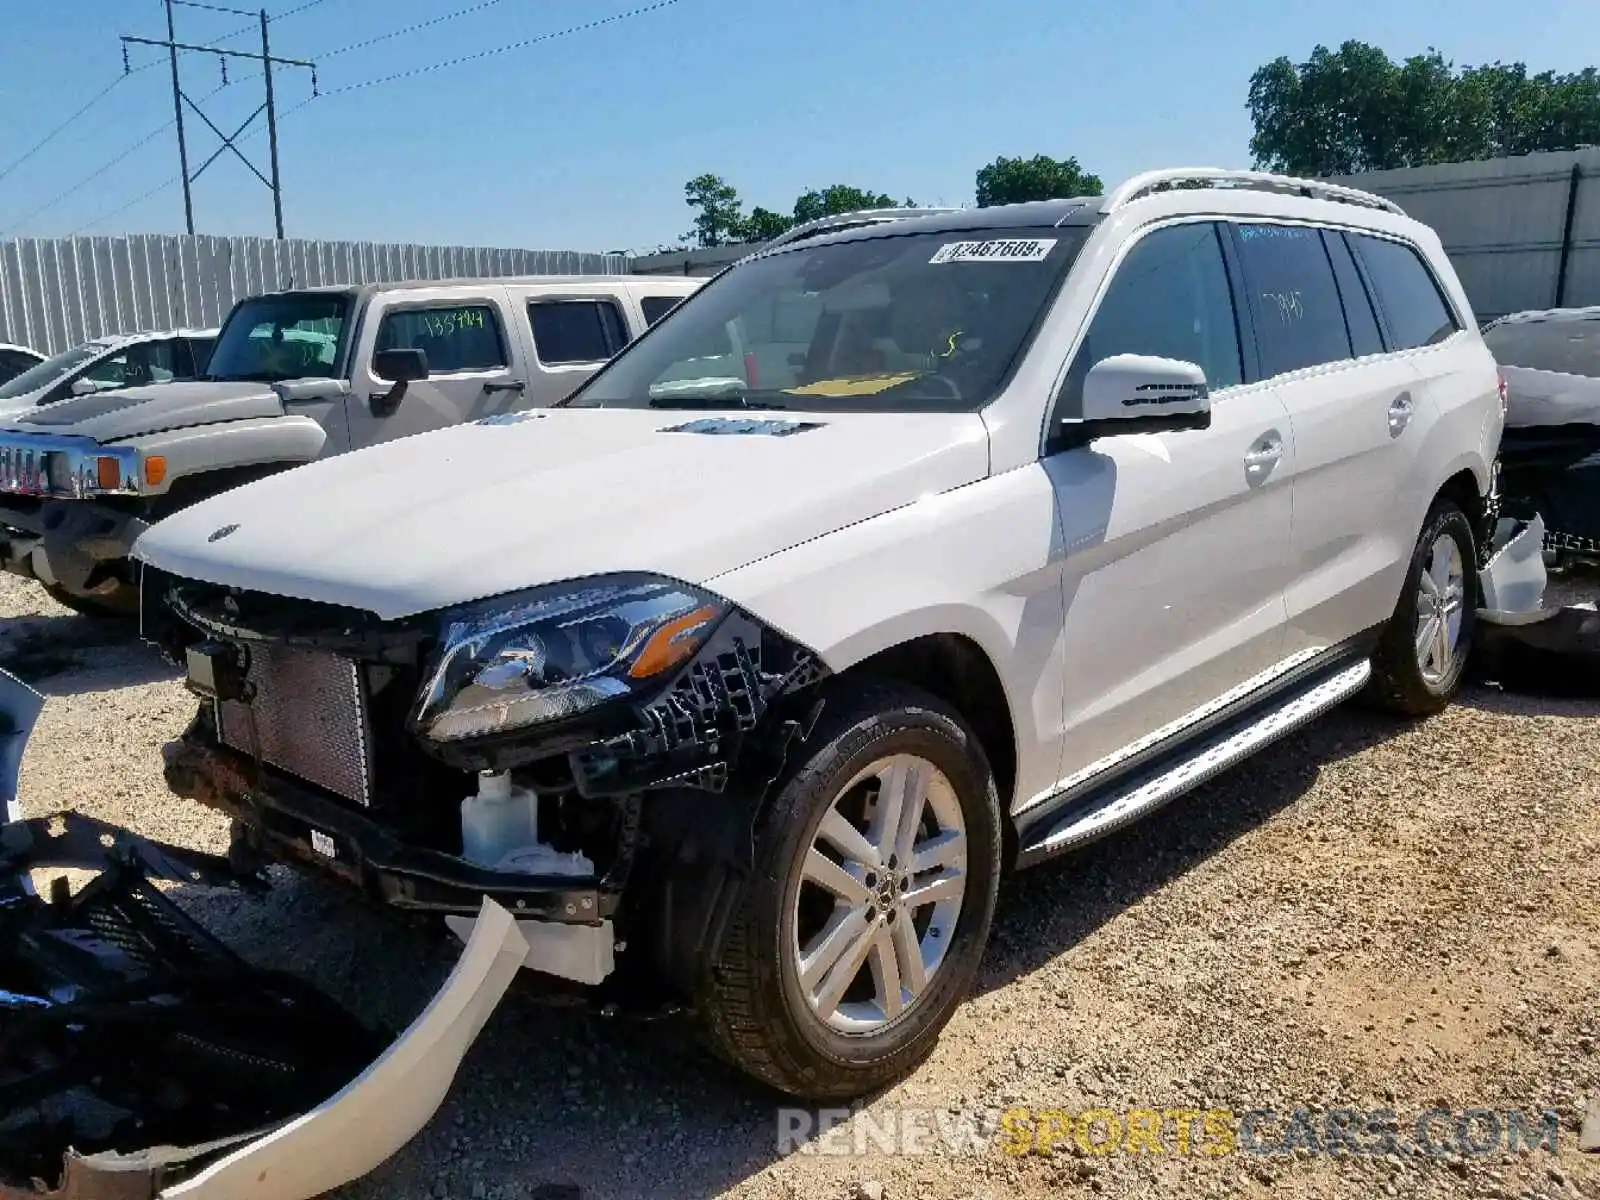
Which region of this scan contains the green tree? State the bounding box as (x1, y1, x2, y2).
(791, 185, 898, 224)
(974, 155, 1103, 207)
(682, 174, 746, 248)
(737, 206, 794, 241)
(1248, 42, 1600, 175)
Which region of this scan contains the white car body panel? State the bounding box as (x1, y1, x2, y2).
(133, 408, 991, 619)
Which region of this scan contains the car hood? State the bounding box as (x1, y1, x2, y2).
(133, 408, 992, 619)
(1501, 365, 1600, 429)
(2, 380, 283, 441)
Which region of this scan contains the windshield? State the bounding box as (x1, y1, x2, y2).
(567, 226, 1089, 412)
(205, 292, 352, 382)
(0, 343, 101, 399)
(1485, 315, 1599, 379)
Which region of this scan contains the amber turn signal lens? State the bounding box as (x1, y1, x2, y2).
(628, 604, 722, 679)
(95, 457, 120, 491)
(143, 456, 167, 486)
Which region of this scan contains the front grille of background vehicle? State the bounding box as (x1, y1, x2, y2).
(218, 645, 375, 806)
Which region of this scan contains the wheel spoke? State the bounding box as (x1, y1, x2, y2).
(1432, 617, 1453, 673)
(810, 911, 878, 1019)
(890, 908, 927, 997)
(817, 807, 879, 870)
(870, 758, 926, 864)
(1429, 544, 1454, 596)
(903, 868, 964, 911)
(802, 848, 870, 905)
(911, 829, 967, 874)
(799, 903, 873, 999)
(868, 928, 904, 1019)
(891, 766, 929, 870)
(1415, 614, 1441, 663)
(1417, 569, 1438, 599)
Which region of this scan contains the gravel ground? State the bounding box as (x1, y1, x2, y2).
(4, 571, 1598, 1200)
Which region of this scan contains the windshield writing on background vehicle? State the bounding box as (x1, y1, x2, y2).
(205, 295, 350, 382)
(0, 344, 100, 399)
(565, 225, 1089, 413)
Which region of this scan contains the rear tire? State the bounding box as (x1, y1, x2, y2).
(1365, 500, 1477, 715)
(696, 681, 1002, 1099)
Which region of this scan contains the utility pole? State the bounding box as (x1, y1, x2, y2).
(165, 0, 195, 235)
(121, 2, 316, 238)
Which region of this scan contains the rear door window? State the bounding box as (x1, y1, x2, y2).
(1351, 234, 1460, 350)
(529, 299, 628, 365)
(1325, 232, 1385, 358)
(1235, 223, 1352, 377)
(641, 295, 684, 326)
(376, 304, 507, 373)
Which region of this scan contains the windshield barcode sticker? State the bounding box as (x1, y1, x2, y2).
(930, 238, 1057, 264)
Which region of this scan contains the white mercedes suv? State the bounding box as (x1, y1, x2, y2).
(134, 168, 1503, 1099)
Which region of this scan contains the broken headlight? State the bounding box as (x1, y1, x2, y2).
(413, 574, 728, 743)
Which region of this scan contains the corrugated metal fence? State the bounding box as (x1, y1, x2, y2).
(0, 234, 629, 354)
(1332, 147, 1600, 323)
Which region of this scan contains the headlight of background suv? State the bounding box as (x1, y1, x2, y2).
(412, 574, 728, 743)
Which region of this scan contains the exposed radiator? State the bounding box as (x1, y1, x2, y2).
(217, 645, 374, 806)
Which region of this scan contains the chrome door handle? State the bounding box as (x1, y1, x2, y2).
(1388, 395, 1414, 437)
(483, 379, 526, 394)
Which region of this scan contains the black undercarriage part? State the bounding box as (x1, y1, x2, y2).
(0, 812, 387, 1197)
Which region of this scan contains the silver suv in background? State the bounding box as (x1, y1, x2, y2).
(0, 276, 699, 615)
(0, 329, 216, 415)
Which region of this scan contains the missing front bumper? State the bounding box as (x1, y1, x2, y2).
(162, 733, 615, 924)
(0, 669, 535, 1200)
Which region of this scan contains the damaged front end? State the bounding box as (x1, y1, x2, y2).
(143, 568, 828, 994)
(0, 670, 535, 1200)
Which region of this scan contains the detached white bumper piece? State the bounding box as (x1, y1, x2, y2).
(161, 900, 529, 1200)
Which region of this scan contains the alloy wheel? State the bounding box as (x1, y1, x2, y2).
(790, 754, 968, 1035)
(1414, 532, 1466, 685)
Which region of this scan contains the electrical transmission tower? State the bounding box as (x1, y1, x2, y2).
(121, 0, 316, 238)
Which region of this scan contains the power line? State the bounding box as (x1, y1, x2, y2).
(321, 0, 512, 59)
(323, 0, 682, 95)
(0, 75, 129, 188)
(67, 87, 314, 235)
(0, 76, 238, 239)
(273, 0, 340, 19)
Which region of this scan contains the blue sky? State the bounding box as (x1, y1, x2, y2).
(0, 0, 1592, 253)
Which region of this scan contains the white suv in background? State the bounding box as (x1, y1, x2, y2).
(136, 168, 1502, 1099)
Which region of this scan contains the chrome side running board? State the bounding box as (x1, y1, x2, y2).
(1018, 658, 1372, 867)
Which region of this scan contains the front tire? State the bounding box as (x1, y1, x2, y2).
(697, 682, 1002, 1099)
(1366, 499, 1477, 715)
(42, 579, 139, 619)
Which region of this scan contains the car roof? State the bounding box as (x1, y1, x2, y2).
(751, 198, 1103, 258)
(276, 276, 679, 301)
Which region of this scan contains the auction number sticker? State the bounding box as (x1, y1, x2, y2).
(930, 238, 1056, 264)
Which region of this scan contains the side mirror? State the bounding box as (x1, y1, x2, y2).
(373, 347, 429, 384)
(370, 347, 429, 417)
(1063, 354, 1212, 447)
(69, 377, 98, 397)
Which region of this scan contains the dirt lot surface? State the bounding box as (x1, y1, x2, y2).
(3, 571, 1597, 1200)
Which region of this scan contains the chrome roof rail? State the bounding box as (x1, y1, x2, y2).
(1101, 168, 1406, 217)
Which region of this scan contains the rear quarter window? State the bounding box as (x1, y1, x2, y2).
(641, 295, 685, 326)
(529, 299, 628, 365)
(1351, 235, 1460, 351)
